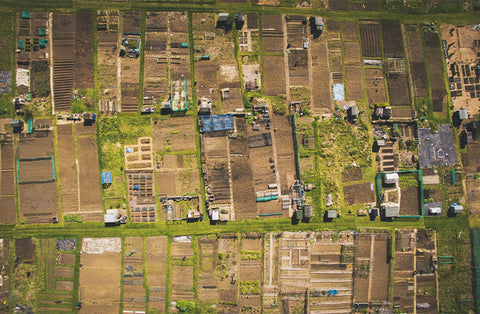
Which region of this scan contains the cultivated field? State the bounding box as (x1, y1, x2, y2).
(79, 238, 122, 313)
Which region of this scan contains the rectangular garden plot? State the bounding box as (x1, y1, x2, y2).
(424, 30, 447, 113)
(197, 236, 218, 305)
(18, 123, 58, 223)
(381, 20, 404, 58)
(405, 25, 429, 98)
(215, 235, 240, 313)
(97, 10, 120, 113)
(310, 35, 332, 114)
(170, 237, 195, 304)
(264, 55, 286, 96)
(56, 124, 78, 214)
(343, 182, 375, 205)
(123, 237, 146, 313)
(364, 67, 387, 105)
(359, 22, 381, 58)
(288, 49, 309, 86)
(262, 14, 284, 53)
(146, 236, 168, 312)
(77, 137, 102, 220)
(239, 235, 263, 312)
(79, 238, 121, 313)
(0, 127, 16, 223)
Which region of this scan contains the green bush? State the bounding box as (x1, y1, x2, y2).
(272, 101, 287, 115)
(241, 250, 261, 260)
(176, 300, 195, 312)
(240, 280, 260, 294)
(64, 214, 82, 223)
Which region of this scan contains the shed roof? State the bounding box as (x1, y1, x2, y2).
(383, 172, 399, 184)
(104, 213, 117, 223)
(102, 172, 112, 184)
(459, 108, 468, 120)
(327, 210, 337, 218)
(383, 202, 399, 217)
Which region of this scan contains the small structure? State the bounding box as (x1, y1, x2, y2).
(383, 172, 399, 185)
(347, 105, 359, 123)
(449, 204, 464, 215)
(101, 172, 112, 185)
(198, 98, 212, 115)
(311, 17, 324, 37)
(325, 210, 337, 220)
(104, 211, 118, 227)
(303, 204, 313, 219)
(382, 202, 400, 218)
(458, 107, 468, 120)
(425, 202, 442, 216)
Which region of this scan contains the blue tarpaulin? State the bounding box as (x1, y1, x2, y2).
(101, 172, 112, 184)
(201, 114, 234, 132)
(328, 289, 338, 296)
(333, 84, 344, 101)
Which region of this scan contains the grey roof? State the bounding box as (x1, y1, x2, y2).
(459, 108, 468, 120)
(383, 203, 399, 217)
(327, 210, 337, 218)
(303, 204, 313, 218)
(104, 213, 117, 223)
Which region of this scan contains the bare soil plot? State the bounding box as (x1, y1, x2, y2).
(343, 182, 375, 205)
(328, 0, 348, 11)
(342, 167, 363, 183)
(57, 124, 78, 213)
(194, 62, 219, 111)
(343, 41, 362, 64)
(0, 197, 15, 224)
(77, 137, 102, 220)
(424, 31, 447, 112)
(286, 15, 306, 48)
(74, 11, 94, 89)
(230, 120, 257, 220)
(16, 238, 36, 263)
(144, 30, 168, 104)
(370, 234, 390, 302)
(386, 73, 410, 106)
(146, 11, 167, 32)
(345, 65, 365, 100)
(393, 281, 414, 311)
(170, 238, 195, 303)
(288, 49, 309, 86)
(381, 20, 404, 58)
(79, 238, 121, 313)
(55, 266, 74, 278)
(400, 186, 420, 216)
(359, 22, 381, 58)
(169, 12, 188, 33)
(342, 21, 357, 41)
(146, 236, 168, 312)
(264, 55, 286, 96)
(272, 114, 296, 193)
(349, 2, 379, 11)
(52, 13, 76, 112)
(123, 237, 146, 313)
(18, 127, 58, 223)
(262, 14, 284, 53)
(19, 158, 53, 182)
(365, 67, 387, 105)
(152, 116, 196, 153)
(405, 25, 429, 98)
(97, 11, 119, 109)
(120, 52, 141, 112)
(325, 19, 341, 40)
(310, 36, 332, 114)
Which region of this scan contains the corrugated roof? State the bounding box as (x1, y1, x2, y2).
(201, 114, 234, 132)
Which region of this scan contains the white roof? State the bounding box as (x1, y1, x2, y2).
(211, 209, 219, 220)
